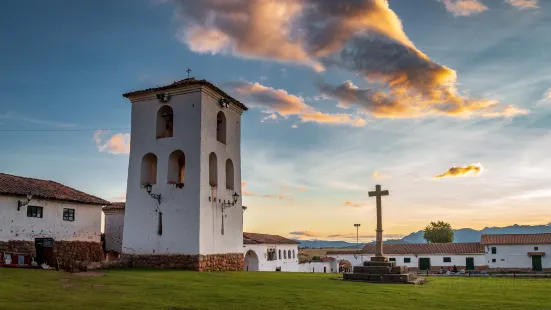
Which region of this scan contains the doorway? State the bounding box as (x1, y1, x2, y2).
(244, 250, 259, 271)
(35, 237, 54, 266)
(532, 256, 543, 272)
(466, 257, 475, 271)
(419, 257, 431, 271)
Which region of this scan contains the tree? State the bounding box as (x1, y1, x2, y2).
(423, 221, 454, 243)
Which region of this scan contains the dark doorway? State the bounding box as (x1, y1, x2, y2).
(419, 257, 431, 271)
(323, 266, 327, 273)
(35, 238, 54, 266)
(532, 256, 543, 272)
(466, 257, 475, 270)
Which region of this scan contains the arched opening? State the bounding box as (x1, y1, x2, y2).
(278, 249, 281, 260)
(292, 250, 295, 259)
(284, 250, 287, 259)
(339, 260, 352, 273)
(288, 250, 291, 259)
(244, 250, 259, 271)
(225, 159, 234, 190)
(157, 105, 174, 139)
(168, 150, 185, 185)
(141, 153, 157, 185)
(209, 152, 218, 187)
(216, 111, 226, 144)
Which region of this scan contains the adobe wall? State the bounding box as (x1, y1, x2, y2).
(121, 253, 244, 271)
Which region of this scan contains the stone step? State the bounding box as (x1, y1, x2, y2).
(344, 273, 415, 283)
(363, 261, 396, 267)
(353, 266, 391, 274)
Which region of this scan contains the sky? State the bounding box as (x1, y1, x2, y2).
(1, 0, 551, 242)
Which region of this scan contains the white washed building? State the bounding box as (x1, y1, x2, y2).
(243, 232, 299, 272)
(327, 243, 487, 272)
(0, 173, 108, 265)
(299, 258, 338, 273)
(481, 233, 551, 272)
(102, 202, 125, 259)
(120, 78, 248, 271)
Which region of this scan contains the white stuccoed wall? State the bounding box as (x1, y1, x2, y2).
(484, 244, 551, 269)
(0, 195, 102, 242)
(298, 261, 337, 273)
(330, 253, 486, 269)
(122, 85, 244, 255)
(243, 244, 299, 272)
(103, 209, 125, 253)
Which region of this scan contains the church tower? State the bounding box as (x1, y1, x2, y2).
(121, 78, 247, 271)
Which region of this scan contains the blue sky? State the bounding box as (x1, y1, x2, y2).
(1, 0, 551, 241)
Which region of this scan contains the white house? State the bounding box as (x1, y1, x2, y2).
(328, 243, 487, 272)
(299, 258, 338, 273)
(0, 173, 108, 266)
(121, 78, 248, 271)
(243, 232, 299, 272)
(481, 233, 551, 272)
(102, 202, 125, 259)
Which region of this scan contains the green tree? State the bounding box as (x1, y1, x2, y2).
(423, 221, 454, 243)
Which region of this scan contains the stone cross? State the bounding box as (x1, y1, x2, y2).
(186, 68, 192, 78)
(368, 184, 389, 257)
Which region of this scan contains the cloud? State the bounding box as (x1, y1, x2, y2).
(435, 163, 484, 178)
(372, 171, 391, 179)
(291, 124, 298, 128)
(298, 187, 307, 191)
(261, 113, 278, 123)
(439, 0, 488, 16)
(289, 231, 319, 238)
(241, 180, 293, 200)
(94, 130, 131, 154)
(228, 81, 366, 127)
(344, 201, 367, 208)
(0, 111, 76, 128)
(506, 0, 539, 9)
(170, 0, 525, 121)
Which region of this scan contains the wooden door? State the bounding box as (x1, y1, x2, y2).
(532, 256, 543, 272)
(466, 257, 475, 270)
(419, 257, 431, 271)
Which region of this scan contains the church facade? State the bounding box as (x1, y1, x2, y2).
(120, 78, 248, 271)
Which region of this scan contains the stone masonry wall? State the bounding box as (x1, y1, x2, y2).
(0, 240, 103, 264)
(121, 253, 244, 271)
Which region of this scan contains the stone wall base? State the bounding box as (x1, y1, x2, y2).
(0, 240, 103, 264)
(409, 265, 489, 273)
(121, 253, 244, 271)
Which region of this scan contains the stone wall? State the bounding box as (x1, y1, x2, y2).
(121, 253, 244, 271)
(0, 240, 103, 264)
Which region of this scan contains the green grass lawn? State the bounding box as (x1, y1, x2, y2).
(1, 269, 550, 310)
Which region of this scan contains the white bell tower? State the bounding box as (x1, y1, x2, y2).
(120, 78, 247, 268)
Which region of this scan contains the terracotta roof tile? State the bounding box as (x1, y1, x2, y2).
(103, 202, 125, 211)
(243, 232, 300, 245)
(326, 250, 361, 255)
(481, 233, 551, 245)
(0, 173, 109, 206)
(359, 243, 484, 255)
(122, 78, 248, 111)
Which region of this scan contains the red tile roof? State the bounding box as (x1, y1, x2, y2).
(481, 233, 551, 245)
(122, 78, 248, 111)
(325, 250, 361, 255)
(0, 173, 109, 206)
(103, 202, 125, 212)
(359, 243, 484, 255)
(243, 232, 300, 245)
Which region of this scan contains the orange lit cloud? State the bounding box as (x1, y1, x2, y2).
(435, 163, 484, 178)
(372, 171, 391, 179)
(94, 131, 130, 154)
(241, 180, 293, 200)
(298, 187, 307, 191)
(229, 81, 366, 127)
(440, 0, 488, 16)
(345, 201, 367, 208)
(289, 231, 319, 238)
(506, 0, 539, 9)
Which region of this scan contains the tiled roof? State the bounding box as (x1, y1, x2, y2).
(243, 232, 300, 245)
(122, 78, 248, 111)
(0, 173, 109, 206)
(326, 250, 361, 255)
(481, 233, 551, 245)
(103, 202, 125, 212)
(360, 243, 484, 255)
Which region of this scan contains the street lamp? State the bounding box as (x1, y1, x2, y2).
(144, 184, 161, 204)
(354, 224, 361, 248)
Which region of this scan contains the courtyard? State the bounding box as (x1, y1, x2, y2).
(0, 269, 550, 309)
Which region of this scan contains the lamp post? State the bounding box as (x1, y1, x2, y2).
(354, 224, 361, 248)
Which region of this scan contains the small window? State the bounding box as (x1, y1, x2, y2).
(284, 250, 287, 259)
(404, 257, 411, 263)
(168, 150, 185, 185)
(63, 208, 75, 221)
(216, 111, 227, 144)
(389, 258, 396, 262)
(288, 250, 291, 259)
(501, 258, 505, 262)
(534, 246, 539, 251)
(492, 258, 496, 263)
(225, 159, 234, 190)
(443, 257, 451, 263)
(141, 153, 158, 185)
(209, 152, 218, 187)
(292, 250, 295, 259)
(27, 206, 43, 218)
(278, 250, 281, 260)
(157, 105, 174, 139)
(491, 247, 497, 254)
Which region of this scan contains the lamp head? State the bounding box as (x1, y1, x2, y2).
(232, 192, 240, 203)
(26, 194, 33, 201)
(144, 184, 152, 194)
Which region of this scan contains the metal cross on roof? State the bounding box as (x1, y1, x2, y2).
(186, 68, 192, 78)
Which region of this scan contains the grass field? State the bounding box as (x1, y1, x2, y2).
(1, 269, 550, 310)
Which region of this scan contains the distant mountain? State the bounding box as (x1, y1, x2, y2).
(294, 240, 365, 249)
(400, 223, 551, 244)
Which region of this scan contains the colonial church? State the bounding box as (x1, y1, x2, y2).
(120, 78, 248, 271)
